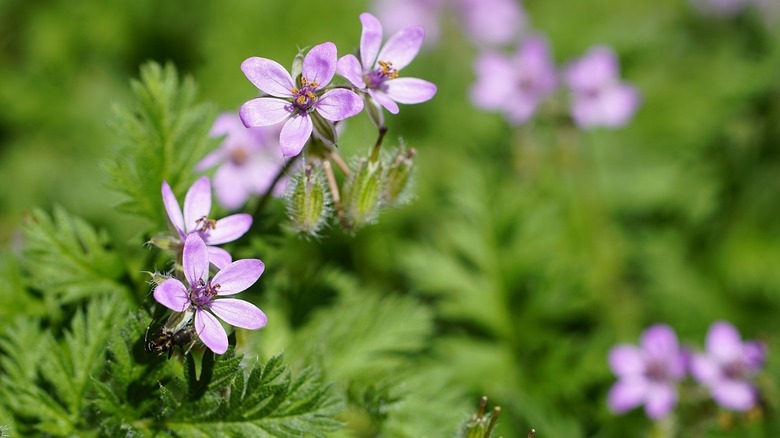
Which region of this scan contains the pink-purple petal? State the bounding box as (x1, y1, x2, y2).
(303, 42, 337, 88)
(182, 233, 209, 287)
(383, 77, 437, 104)
(316, 89, 364, 121)
(195, 309, 229, 354)
(607, 379, 646, 414)
(368, 89, 399, 114)
(644, 383, 677, 419)
(376, 25, 424, 71)
(690, 354, 721, 385)
(706, 321, 743, 362)
(360, 12, 384, 69)
(212, 258, 265, 295)
(279, 114, 313, 157)
(565, 46, 619, 92)
(196, 149, 225, 172)
(712, 380, 756, 411)
(240, 97, 291, 127)
(207, 246, 233, 271)
(241, 57, 295, 98)
(609, 345, 645, 378)
(336, 55, 367, 88)
(153, 279, 190, 312)
(641, 324, 679, 360)
(183, 176, 212, 233)
(161, 181, 185, 237)
(207, 213, 252, 245)
(210, 298, 268, 330)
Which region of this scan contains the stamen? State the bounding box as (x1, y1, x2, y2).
(195, 216, 217, 232)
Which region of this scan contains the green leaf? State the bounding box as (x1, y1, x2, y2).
(160, 354, 343, 437)
(0, 299, 125, 435)
(103, 61, 215, 228)
(21, 206, 127, 304)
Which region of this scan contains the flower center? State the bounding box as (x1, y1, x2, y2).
(190, 277, 220, 307)
(644, 360, 669, 382)
(230, 147, 249, 166)
(290, 76, 319, 112)
(723, 360, 746, 380)
(195, 216, 217, 233)
(365, 60, 399, 89)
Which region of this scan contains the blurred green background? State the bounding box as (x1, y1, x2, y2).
(2, 0, 780, 436)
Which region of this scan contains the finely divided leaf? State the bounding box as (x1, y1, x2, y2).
(160, 354, 343, 437)
(21, 206, 126, 303)
(104, 61, 215, 228)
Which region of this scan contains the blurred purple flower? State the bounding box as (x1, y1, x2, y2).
(564, 46, 640, 129)
(162, 176, 252, 269)
(691, 0, 752, 16)
(456, 0, 527, 47)
(691, 321, 766, 411)
(154, 234, 266, 354)
(470, 35, 557, 124)
(337, 12, 437, 115)
(372, 0, 526, 47)
(240, 42, 364, 157)
(197, 113, 287, 211)
(607, 324, 686, 419)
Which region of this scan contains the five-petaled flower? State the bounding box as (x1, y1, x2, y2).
(240, 42, 364, 157)
(564, 46, 640, 129)
(197, 112, 288, 210)
(607, 324, 686, 419)
(691, 321, 766, 411)
(337, 12, 437, 115)
(470, 34, 557, 124)
(153, 233, 267, 354)
(162, 176, 252, 269)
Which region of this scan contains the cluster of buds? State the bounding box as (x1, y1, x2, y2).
(463, 396, 502, 438)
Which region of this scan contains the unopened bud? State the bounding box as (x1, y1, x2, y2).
(311, 111, 338, 146)
(364, 93, 385, 129)
(287, 165, 329, 235)
(149, 233, 180, 251)
(146, 271, 171, 286)
(463, 396, 501, 438)
(292, 51, 304, 85)
(343, 158, 383, 228)
(383, 147, 416, 205)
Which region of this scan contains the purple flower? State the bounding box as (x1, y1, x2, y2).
(162, 176, 252, 269)
(372, 0, 526, 48)
(153, 233, 267, 354)
(197, 113, 287, 210)
(470, 35, 557, 124)
(691, 321, 766, 411)
(564, 46, 640, 129)
(337, 13, 437, 115)
(240, 42, 364, 157)
(456, 0, 527, 47)
(607, 324, 686, 419)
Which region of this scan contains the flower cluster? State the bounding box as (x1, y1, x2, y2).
(608, 322, 767, 419)
(231, 12, 435, 234)
(150, 177, 266, 355)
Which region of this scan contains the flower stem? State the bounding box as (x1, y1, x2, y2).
(251, 153, 301, 220)
(328, 149, 351, 177)
(369, 125, 388, 163)
(322, 159, 350, 229)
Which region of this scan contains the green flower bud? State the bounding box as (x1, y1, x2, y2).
(463, 396, 501, 438)
(149, 233, 180, 251)
(310, 111, 338, 146)
(383, 147, 416, 205)
(292, 51, 304, 86)
(287, 165, 329, 235)
(343, 158, 384, 228)
(363, 93, 385, 129)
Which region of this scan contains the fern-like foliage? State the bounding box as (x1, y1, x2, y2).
(158, 353, 343, 437)
(0, 298, 125, 436)
(103, 61, 215, 229)
(21, 206, 127, 304)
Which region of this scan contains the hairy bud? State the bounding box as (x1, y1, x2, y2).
(383, 147, 416, 205)
(287, 165, 329, 235)
(343, 158, 383, 228)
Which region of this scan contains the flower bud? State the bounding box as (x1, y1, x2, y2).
(343, 158, 383, 228)
(463, 396, 501, 438)
(310, 111, 338, 146)
(291, 51, 304, 85)
(149, 233, 180, 251)
(363, 93, 385, 129)
(383, 147, 416, 205)
(286, 165, 329, 235)
(146, 270, 171, 286)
